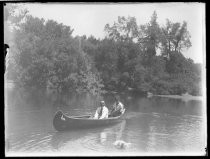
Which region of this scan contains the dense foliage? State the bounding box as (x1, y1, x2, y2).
(5, 5, 202, 96)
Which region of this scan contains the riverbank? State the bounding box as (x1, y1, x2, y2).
(151, 94, 203, 101)
(4, 80, 203, 102)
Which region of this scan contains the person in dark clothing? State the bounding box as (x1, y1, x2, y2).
(109, 97, 125, 117)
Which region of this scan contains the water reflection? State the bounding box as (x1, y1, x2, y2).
(50, 120, 127, 154)
(98, 120, 127, 146)
(99, 132, 107, 145)
(5, 86, 205, 155)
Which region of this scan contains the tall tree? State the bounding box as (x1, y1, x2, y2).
(104, 16, 139, 42)
(160, 19, 191, 58)
(138, 11, 161, 59)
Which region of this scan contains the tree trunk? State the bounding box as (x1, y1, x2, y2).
(175, 41, 179, 52)
(169, 41, 171, 52)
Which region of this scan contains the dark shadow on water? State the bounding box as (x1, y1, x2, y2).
(50, 120, 127, 151)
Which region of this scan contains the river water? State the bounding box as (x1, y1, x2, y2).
(5, 84, 206, 156)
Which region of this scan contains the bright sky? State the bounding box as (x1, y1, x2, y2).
(22, 2, 205, 63)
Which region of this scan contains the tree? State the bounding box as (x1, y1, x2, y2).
(104, 16, 139, 42)
(11, 13, 105, 95)
(4, 4, 29, 80)
(94, 38, 118, 85)
(5, 5, 201, 96)
(138, 11, 161, 60)
(160, 19, 191, 58)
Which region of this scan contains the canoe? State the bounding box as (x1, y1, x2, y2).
(53, 110, 126, 131)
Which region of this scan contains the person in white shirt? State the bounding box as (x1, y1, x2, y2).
(93, 101, 109, 119)
(109, 97, 125, 117)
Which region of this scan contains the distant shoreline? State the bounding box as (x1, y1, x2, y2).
(151, 94, 203, 101)
(4, 81, 203, 101)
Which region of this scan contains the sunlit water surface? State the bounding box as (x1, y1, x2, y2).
(5, 84, 206, 156)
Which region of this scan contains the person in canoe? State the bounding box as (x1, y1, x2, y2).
(93, 100, 109, 119)
(109, 96, 125, 117)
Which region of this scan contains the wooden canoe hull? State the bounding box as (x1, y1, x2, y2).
(53, 110, 125, 131)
